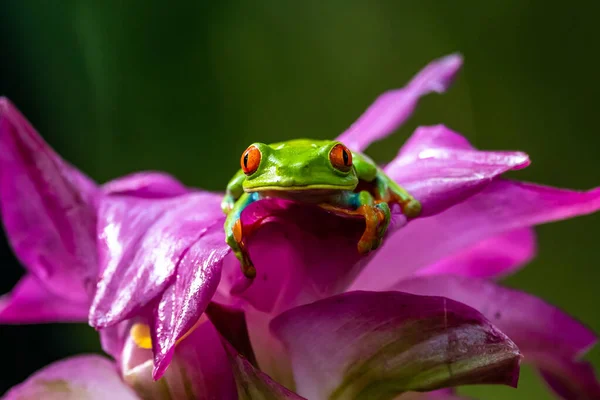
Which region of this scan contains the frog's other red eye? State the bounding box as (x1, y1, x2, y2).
(329, 143, 353, 172)
(241, 145, 261, 175)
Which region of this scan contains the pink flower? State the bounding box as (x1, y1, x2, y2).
(1, 54, 599, 399)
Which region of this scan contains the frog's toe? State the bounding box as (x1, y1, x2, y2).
(374, 202, 391, 236)
(371, 237, 383, 251)
(403, 199, 422, 218)
(241, 259, 256, 279)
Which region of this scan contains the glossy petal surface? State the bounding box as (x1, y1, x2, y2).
(385, 125, 530, 217)
(271, 290, 521, 400)
(2, 355, 139, 400)
(0, 98, 98, 302)
(336, 54, 462, 152)
(355, 179, 600, 290)
(0, 274, 89, 323)
(393, 275, 597, 360)
(150, 225, 230, 378)
(89, 192, 227, 328)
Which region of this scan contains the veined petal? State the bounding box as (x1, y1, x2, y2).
(271, 290, 521, 400)
(89, 191, 227, 328)
(0, 98, 99, 302)
(0, 274, 89, 323)
(102, 171, 188, 198)
(385, 125, 530, 217)
(530, 353, 600, 400)
(336, 54, 463, 152)
(399, 389, 468, 399)
(416, 228, 536, 279)
(392, 275, 597, 360)
(354, 179, 600, 290)
(2, 355, 139, 400)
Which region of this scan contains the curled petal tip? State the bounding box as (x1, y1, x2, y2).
(410, 53, 464, 94)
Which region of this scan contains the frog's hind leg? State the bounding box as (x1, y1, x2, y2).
(224, 192, 258, 278)
(320, 190, 391, 254)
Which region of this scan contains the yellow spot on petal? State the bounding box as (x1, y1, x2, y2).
(130, 323, 153, 349)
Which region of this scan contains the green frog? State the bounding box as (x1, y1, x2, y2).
(221, 139, 421, 278)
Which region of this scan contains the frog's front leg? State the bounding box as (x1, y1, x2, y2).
(224, 192, 258, 278)
(374, 174, 422, 218)
(320, 191, 391, 254)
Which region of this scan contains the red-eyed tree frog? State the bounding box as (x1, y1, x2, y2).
(221, 139, 421, 278)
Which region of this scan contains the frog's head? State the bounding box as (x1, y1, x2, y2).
(240, 139, 359, 193)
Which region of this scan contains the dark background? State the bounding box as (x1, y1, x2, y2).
(1, 1, 599, 398)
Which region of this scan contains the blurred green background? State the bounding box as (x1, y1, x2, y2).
(1, 1, 599, 398)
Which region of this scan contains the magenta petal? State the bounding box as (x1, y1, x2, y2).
(121, 316, 237, 400)
(89, 192, 227, 328)
(0, 98, 99, 302)
(385, 125, 530, 217)
(336, 54, 463, 152)
(222, 340, 306, 400)
(393, 275, 597, 359)
(0, 274, 89, 323)
(530, 353, 600, 399)
(417, 228, 536, 278)
(221, 198, 375, 314)
(102, 171, 188, 198)
(354, 179, 600, 290)
(271, 290, 521, 399)
(2, 355, 139, 400)
(150, 227, 230, 377)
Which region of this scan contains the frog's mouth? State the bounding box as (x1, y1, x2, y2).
(246, 184, 355, 193)
(246, 184, 356, 202)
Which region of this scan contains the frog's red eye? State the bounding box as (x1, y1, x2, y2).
(329, 143, 353, 172)
(241, 145, 261, 175)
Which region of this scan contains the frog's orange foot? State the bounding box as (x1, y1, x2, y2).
(231, 219, 256, 278)
(318, 202, 390, 255)
(357, 203, 390, 255)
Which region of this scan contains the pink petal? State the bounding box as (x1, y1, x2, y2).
(530, 353, 600, 400)
(392, 275, 597, 360)
(2, 355, 139, 400)
(336, 54, 463, 152)
(354, 180, 600, 290)
(89, 192, 228, 328)
(416, 228, 536, 278)
(0, 274, 89, 323)
(121, 316, 237, 399)
(385, 125, 530, 217)
(101, 171, 188, 198)
(220, 198, 378, 314)
(149, 226, 230, 377)
(271, 290, 521, 399)
(0, 98, 99, 302)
